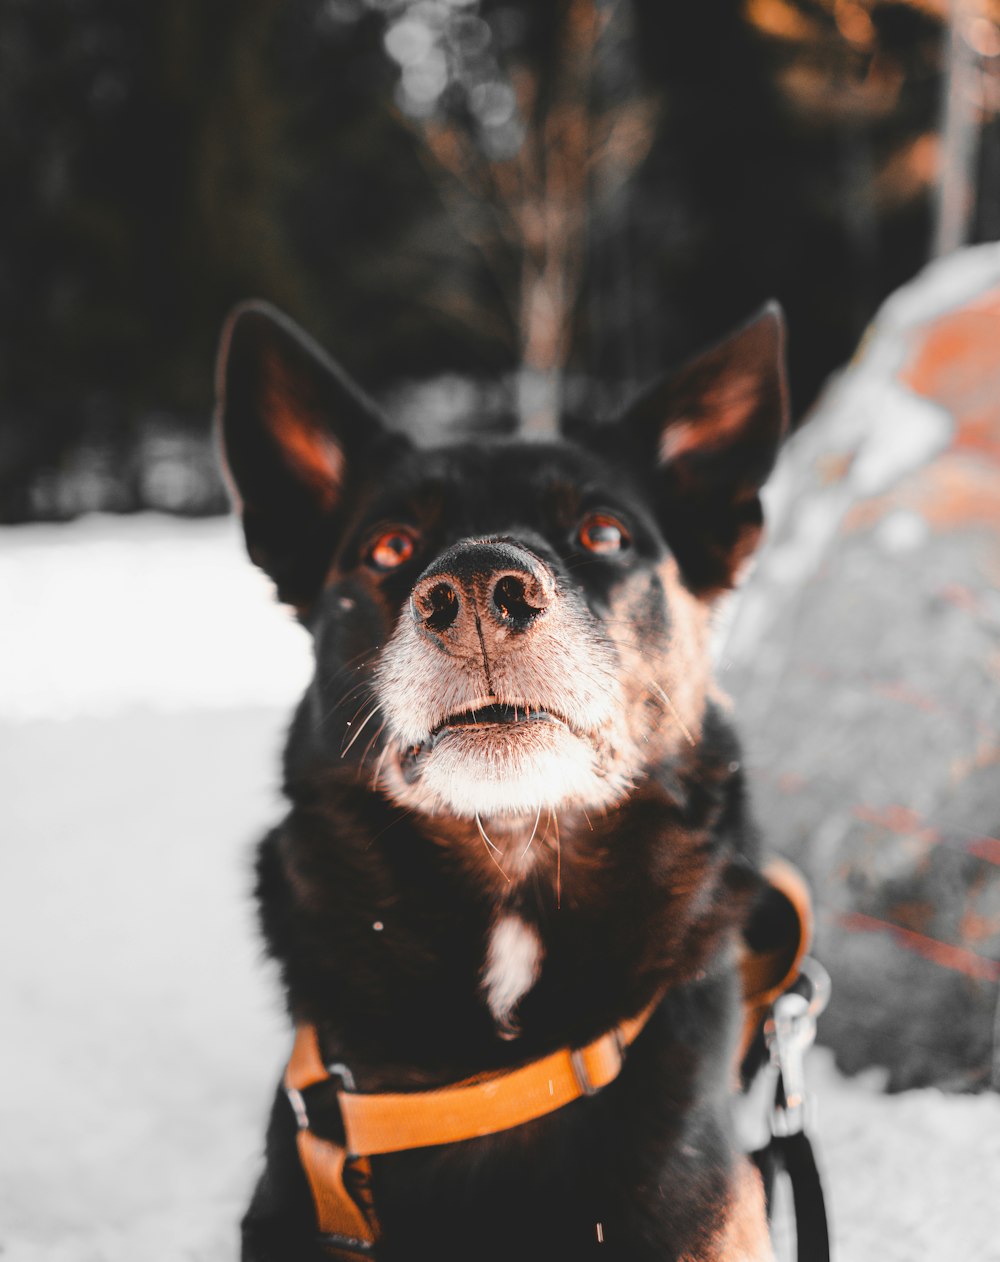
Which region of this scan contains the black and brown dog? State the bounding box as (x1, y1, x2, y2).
(217, 301, 790, 1262)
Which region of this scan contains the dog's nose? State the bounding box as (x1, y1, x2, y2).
(410, 540, 555, 642)
(489, 570, 549, 630)
(412, 577, 462, 633)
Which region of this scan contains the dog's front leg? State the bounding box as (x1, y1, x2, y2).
(241, 1084, 330, 1262)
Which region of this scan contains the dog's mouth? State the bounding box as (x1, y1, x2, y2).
(399, 702, 568, 784)
(434, 702, 561, 733)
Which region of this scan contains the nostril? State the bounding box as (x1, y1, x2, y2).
(420, 581, 460, 633)
(492, 574, 545, 628)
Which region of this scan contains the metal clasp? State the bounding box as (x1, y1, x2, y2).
(327, 1061, 357, 1092)
(286, 1085, 311, 1130)
(286, 1060, 357, 1132)
(571, 1029, 626, 1097)
(764, 956, 831, 1137)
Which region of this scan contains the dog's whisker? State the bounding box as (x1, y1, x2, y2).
(369, 742, 392, 791)
(334, 678, 376, 712)
(341, 703, 383, 757)
(318, 678, 376, 728)
(322, 646, 379, 690)
(344, 687, 380, 728)
(613, 659, 693, 734)
(553, 808, 561, 909)
(316, 650, 382, 722)
(475, 812, 511, 883)
(357, 721, 387, 779)
(648, 680, 697, 747)
(475, 810, 502, 855)
(520, 804, 543, 858)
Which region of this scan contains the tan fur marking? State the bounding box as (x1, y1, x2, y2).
(658, 557, 712, 746)
(710, 1159, 775, 1262)
(603, 557, 712, 770)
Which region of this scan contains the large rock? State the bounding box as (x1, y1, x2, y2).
(719, 244, 1000, 1090)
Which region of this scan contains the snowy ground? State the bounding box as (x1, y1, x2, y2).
(3, 515, 999, 1261)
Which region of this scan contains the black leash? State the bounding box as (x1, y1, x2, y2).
(755, 1131, 831, 1262)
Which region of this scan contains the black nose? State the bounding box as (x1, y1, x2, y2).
(410, 540, 555, 642)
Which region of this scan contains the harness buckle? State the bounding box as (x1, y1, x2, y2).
(764, 956, 830, 1137)
(318, 1231, 376, 1258)
(286, 1085, 311, 1130)
(571, 1028, 626, 1097)
(286, 1061, 357, 1132)
(327, 1061, 358, 1092)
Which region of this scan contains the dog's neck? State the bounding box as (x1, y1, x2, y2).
(266, 701, 755, 1088)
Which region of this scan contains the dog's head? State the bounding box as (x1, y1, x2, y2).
(217, 304, 787, 836)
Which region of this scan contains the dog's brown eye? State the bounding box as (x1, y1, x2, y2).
(367, 528, 417, 571)
(578, 513, 630, 555)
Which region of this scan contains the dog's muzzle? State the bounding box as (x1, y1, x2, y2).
(375, 535, 626, 817)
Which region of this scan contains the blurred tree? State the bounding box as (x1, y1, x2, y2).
(372, 0, 657, 431)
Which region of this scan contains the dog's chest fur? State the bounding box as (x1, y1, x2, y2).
(259, 703, 750, 1088)
(482, 913, 542, 1036)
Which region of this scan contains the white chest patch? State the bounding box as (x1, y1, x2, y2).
(481, 914, 543, 1039)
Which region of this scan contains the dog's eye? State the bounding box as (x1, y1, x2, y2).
(367, 528, 418, 571)
(577, 513, 630, 555)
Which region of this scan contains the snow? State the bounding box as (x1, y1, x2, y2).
(0, 515, 311, 720)
(3, 514, 999, 1261)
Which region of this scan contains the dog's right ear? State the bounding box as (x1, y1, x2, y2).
(216, 301, 401, 607)
(614, 304, 789, 597)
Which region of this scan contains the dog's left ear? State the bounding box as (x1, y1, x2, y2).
(620, 303, 789, 595)
(216, 301, 404, 607)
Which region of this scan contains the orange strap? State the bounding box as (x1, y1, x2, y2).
(284, 1000, 658, 1255)
(294, 1132, 377, 1249)
(285, 859, 812, 1257)
(737, 858, 813, 1062)
(286, 997, 657, 1149)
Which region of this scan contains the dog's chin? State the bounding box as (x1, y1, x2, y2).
(392, 719, 620, 819)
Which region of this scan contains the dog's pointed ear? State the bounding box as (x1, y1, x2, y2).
(216, 301, 403, 607)
(621, 303, 789, 595)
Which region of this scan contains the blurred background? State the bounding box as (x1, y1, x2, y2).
(3, 2, 1000, 1260)
(2, 0, 999, 518)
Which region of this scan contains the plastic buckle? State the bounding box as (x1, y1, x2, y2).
(764, 956, 830, 1138)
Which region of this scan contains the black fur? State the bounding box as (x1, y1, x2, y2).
(218, 301, 788, 1262)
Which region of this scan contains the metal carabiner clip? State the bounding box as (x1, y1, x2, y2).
(764, 955, 831, 1137)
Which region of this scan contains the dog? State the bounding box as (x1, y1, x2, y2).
(216, 298, 790, 1262)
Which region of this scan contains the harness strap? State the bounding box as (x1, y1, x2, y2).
(285, 859, 814, 1259)
(295, 1131, 377, 1254)
(284, 997, 661, 1255)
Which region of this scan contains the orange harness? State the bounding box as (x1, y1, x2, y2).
(283, 861, 812, 1258)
